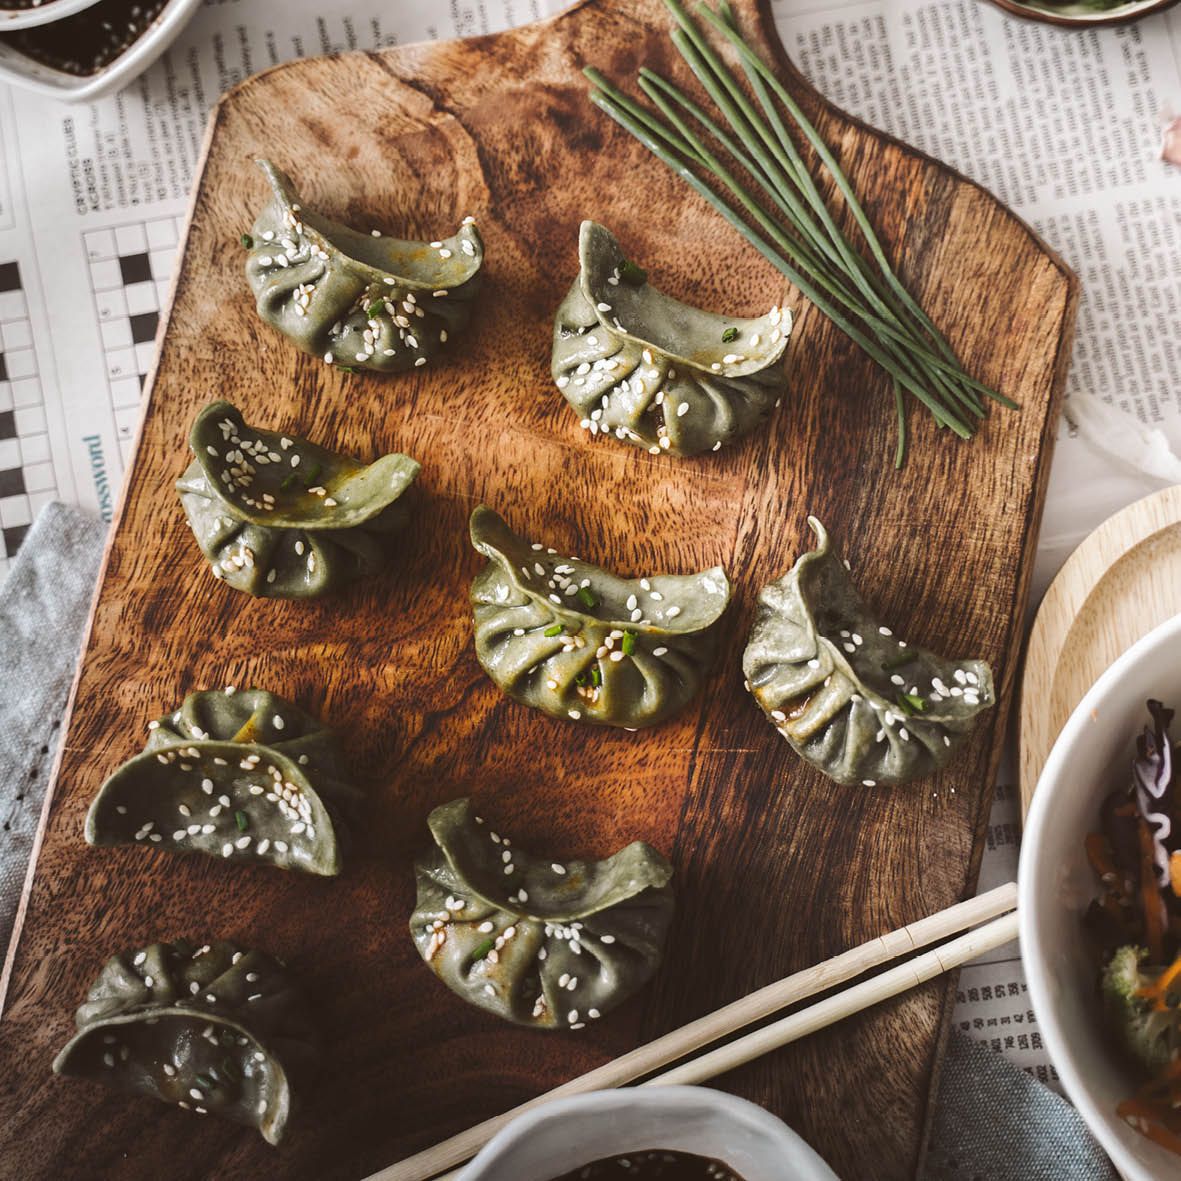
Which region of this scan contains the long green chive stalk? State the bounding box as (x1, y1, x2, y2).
(584, 0, 1016, 466)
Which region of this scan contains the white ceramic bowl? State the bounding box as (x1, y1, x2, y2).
(0, 0, 101, 34)
(457, 1086, 840, 1181)
(1020, 612, 1181, 1181)
(0, 0, 201, 102)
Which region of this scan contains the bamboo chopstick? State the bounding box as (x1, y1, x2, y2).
(370, 882, 1017, 1181)
(641, 910, 1018, 1088)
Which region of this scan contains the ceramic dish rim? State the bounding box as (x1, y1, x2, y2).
(456, 1084, 839, 1181)
(1019, 611, 1181, 1181)
(0, 0, 202, 101)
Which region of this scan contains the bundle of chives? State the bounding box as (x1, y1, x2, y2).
(584, 0, 1016, 467)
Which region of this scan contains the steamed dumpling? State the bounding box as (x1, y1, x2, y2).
(52, 938, 319, 1145)
(177, 399, 420, 598)
(85, 688, 362, 876)
(245, 159, 483, 373)
(551, 221, 790, 456)
(411, 798, 674, 1029)
(470, 505, 730, 729)
(742, 518, 994, 787)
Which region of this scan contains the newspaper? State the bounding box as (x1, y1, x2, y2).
(2, 0, 1180, 1086)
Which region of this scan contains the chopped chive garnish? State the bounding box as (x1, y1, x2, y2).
(721, 326, 738, 343)
(220, 1057, 239, 1080)
(881, 651, 915, 672)
(577, 587, 598, 609)
(240, 233, 253, 249)
(195, 1073, 215, 1090)
(366, 301, 383, 316)
(337, 365, 357, 373)
(472, 939, 495, 960)
(543, 624, 564, 637)
(582, 0, 1014, 466)
(897, 692, 926, 715)
(234, 810, 249, 831)
(622, 631, 637, 654)
(619, 259, 648, 286)
(279, 473, 298, 493)
(302, 461, 322, 483)
(590, 665, 603, 687)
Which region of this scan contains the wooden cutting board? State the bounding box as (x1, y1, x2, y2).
(0, 2, 1076, 1178)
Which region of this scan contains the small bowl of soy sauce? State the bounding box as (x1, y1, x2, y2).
(458, 1087, 839, 1181)
(0, 0, 202, 101)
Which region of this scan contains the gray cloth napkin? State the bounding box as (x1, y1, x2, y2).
(923, 1032, 1118, 1181)
(0, 502, 1118, 1179)
(0, 503, 106, 954)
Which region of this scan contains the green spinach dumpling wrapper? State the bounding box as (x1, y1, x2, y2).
(742, 518, 994, 787)
(52, 938, 318, 1145)
(245, 159, 484, 373)
(85, 688, 362, 876)
(411, 798, 674, 1029)
(470, 505, 730, 729)
(177, 399, 420, 598)
(552, 221, 790, 457)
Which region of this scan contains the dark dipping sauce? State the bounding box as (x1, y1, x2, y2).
(550, 1150, 746, 1180)
(0, 0, 168, 75)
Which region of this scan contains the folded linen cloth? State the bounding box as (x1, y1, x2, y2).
(0, 502, 1119, 1180)
(0, 503, 105, 954)
(923, 1031, 1118, 1181)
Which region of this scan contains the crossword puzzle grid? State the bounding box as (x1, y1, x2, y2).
(84, 215, 183, 464)
(0, 260, 57, 582)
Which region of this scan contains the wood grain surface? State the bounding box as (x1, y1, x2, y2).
(0, 2, 1077, 1178)
(1019, 485, 1181, 817)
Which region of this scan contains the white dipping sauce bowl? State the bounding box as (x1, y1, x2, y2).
(457, 1086, 840, 1181)
(1020, 612, 1181, 1181)
(0, 0, 201, 101)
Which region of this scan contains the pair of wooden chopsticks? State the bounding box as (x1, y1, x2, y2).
(370, 882, 1019, 1181)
